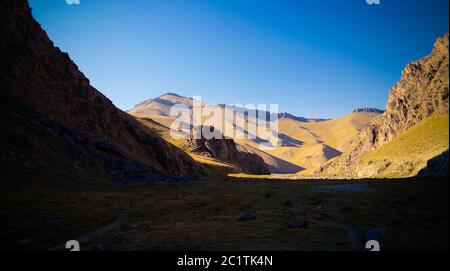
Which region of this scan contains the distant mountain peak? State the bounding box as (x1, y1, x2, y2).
(159, 92, 185, 98)
(352, 107, 385, 114)
(278, 112, 308, 122)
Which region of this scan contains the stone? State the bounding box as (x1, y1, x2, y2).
(239, 214, 257, 221)
(288, 220, 308, 229)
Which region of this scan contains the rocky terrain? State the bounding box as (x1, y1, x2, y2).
(319, 33, 449, 177)
(0, 0, 204, 180)
(184, 126, 270, 175)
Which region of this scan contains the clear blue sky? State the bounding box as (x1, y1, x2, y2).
(29, 0, 448, 118)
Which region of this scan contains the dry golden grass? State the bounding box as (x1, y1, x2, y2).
(301, 112, 380, 151)
(277, 118, 319, 146)
(266, 112, 379, 172)
(361, 114, 449, 178)
(136, 112, 381, 174)
(189, 153, 241, 175)
(267, 144, 341, 170)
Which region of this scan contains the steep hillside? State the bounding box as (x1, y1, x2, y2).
(319, 33, 449, 177)
(268, 144, 341, 170)
(238, 143, 304, 174)
(300, 112, 382, 152)
(266, 111, 379, 171)
(358, 114, 449, 177)
(0, 0, 203, 178)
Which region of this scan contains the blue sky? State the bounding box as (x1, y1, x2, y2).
(29, 0, 448, 118)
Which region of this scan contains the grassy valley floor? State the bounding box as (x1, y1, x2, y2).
(1, 175, 448, 251)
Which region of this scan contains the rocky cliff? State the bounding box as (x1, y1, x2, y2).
(0, 0, 204, 179)
(184, 126, 270, 175)
(319, 33, 449, 177)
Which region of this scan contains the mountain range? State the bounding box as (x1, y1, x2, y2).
(1, 0, 448, 181)
(126, 34, 449, 178)
(128, 92, 385, 174)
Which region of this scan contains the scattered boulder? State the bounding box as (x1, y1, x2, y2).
(141, 223, 152, 232)
(239, 214, 257, 222)
(18, 239, 32, 245)
(120, 224, 130, 232)
(47, 217, 62, 226)
(340, 203, 353, 211)
(288, 220, 308, 229)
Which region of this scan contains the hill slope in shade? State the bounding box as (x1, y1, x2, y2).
(319, 33, 449, 177)
(418, 150, 449, 177)
(238, 143, 304, 174)
(0, 0, 203, 178)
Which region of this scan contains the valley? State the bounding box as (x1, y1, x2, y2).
(0, 0, 448, 252)
(1, 171, 448, 251)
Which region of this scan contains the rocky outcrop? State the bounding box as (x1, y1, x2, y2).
(352, 108, 385, 114)
(418, 150, 449, 177)
(0, 0, 203, 178)
(319, 33, 449, 177)
(184, 126, 270, 175)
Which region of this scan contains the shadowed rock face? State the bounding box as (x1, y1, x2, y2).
(0, 0, 203, 178)
(319, 33, 449, 177)
(184, 126, 270, 175)
(418, 151, 449, 177)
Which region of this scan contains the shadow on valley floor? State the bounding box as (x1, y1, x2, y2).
(1, 173, 448, 251)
